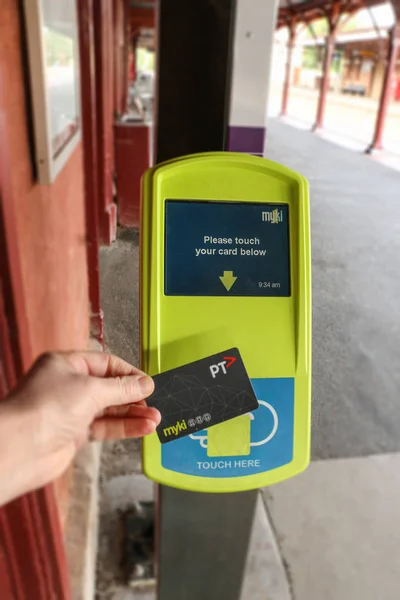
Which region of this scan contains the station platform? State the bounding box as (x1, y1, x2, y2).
(97, 119, 400, 600)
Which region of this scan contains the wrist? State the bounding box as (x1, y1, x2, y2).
(0, 398, 37, 506)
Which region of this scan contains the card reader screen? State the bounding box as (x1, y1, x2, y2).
(165, 201, 290, 297)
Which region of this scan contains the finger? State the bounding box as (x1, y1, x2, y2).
(58, 351, 147, 379)
(98, 399, 148, 416)
(135, 399, 147, 407)
(102, 403, 161, 422)
(90, 417, 157, 441)
(89, 374, 155, 411)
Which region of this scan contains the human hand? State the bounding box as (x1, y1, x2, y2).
(0, 351, 160, 506)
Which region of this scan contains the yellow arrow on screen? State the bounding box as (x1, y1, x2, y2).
(219, 271, 237, 291)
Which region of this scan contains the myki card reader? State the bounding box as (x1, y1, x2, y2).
(141, 152, 311, 493)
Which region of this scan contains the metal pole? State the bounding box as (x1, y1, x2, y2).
(281, 22, 296, 117)
(366, 27, 400, 153)
(155, 3, 260, 600)
(155, 0, 236, 162)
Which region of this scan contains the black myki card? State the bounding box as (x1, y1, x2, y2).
(146, 348, 259, 444)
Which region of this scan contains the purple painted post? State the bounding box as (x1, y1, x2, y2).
(227, 126, 266, 156)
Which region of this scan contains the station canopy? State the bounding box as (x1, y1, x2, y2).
(278, 0, 392, 28)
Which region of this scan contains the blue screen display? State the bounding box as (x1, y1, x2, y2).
(165, 201, 290, 297)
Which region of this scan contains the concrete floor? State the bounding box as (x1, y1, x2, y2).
(96, 120, 400, 600)
(269, 86, 400, 156)
(263, 119, 400, 600)
(96, 229, 146, 600)
(266, 119, 400, 461)
(264, 453, 400, 600)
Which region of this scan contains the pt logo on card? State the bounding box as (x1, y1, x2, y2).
(209, 355, 236, 379)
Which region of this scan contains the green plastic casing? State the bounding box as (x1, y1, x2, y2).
(141, 152, 311, 493)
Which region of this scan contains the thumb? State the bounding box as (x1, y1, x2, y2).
(89, 373, 155, 411)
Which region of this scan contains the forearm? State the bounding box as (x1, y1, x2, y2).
(0, 351, 158, 507)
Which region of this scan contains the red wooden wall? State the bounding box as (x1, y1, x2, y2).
(0, 0, 92, 597)
(0, 0, 145, 595)
(0, 0, 90, 524)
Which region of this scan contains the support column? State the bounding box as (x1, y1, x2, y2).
(281, 22, 296, 117)
(312, 0, 341, 132)
(156, 0, 236, 161)
(312, 29, 336, 130)
(113, 0, 124, 117)
(94, 0, 117, 245)
(366, 26, 400, 153)
(227, 0, 279, 154)
(121, 0, 132, 114)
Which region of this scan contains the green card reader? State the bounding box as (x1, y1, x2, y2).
(141, 152, 311, 493)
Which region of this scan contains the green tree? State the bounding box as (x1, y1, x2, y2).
(302, 47, 319, 69)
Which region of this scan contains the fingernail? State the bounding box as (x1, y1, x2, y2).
(138, 375, 154, 397)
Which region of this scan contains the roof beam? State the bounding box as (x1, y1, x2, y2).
(391, 0, 400, 21)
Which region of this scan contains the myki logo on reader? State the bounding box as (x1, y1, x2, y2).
(209, 355, 236, 378)
(262, 208, 283, 224)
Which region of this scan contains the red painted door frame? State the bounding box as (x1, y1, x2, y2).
(0, 109, 71, 599)
(78, 0, 104, 346)
(94, 0, 117, 246)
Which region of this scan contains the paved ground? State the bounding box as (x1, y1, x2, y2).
(96, 121, 400, 600)
(96, 229, 144, 600)
(264, 453, 400, 600)
(265, 119, 400, 460)
(269, 86, 400, 157)
(262, 119, 400, 600)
